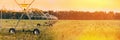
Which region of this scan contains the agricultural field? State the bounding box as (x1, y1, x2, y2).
(0, 20, 120, 40)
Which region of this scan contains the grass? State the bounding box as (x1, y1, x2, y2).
(0, 19, 55, 40)
(0, 25, 54, 40)
(51, 20, 120, 40)
(0, 20, 120, 40)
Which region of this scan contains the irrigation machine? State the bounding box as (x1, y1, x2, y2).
(0, 0, 58, 35)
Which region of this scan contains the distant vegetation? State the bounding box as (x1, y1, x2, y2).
(0, 8, 120, 20)
(52, 11, 120, 20)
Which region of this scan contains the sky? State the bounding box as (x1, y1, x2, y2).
(0, 0, 120, 12)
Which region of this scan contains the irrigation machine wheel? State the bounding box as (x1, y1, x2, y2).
(33, 29, 40, 35)
(9, 28, 16, 34)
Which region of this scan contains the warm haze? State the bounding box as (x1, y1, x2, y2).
(0, 0, 120, 12)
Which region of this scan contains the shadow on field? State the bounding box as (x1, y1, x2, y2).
(0, 27, 54, 40)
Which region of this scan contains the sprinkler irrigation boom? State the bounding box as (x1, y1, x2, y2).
(6, 0, 58, 35)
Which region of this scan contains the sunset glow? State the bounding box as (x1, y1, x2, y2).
(0, 0, 120, 12)
(1, 0, 120, 40)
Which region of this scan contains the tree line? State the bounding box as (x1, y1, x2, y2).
(0, 9, 120, 20)
(50, 11, 120, 20)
